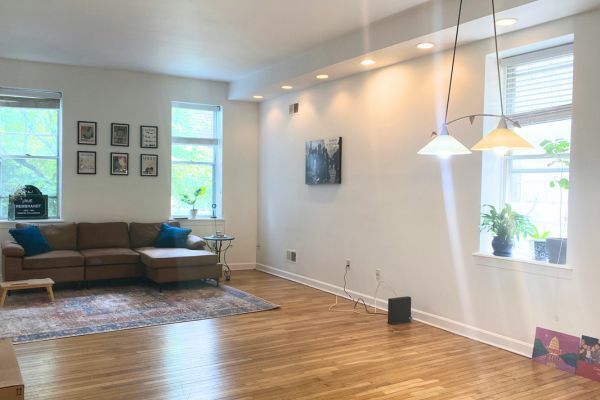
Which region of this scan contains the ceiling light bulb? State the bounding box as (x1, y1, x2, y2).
(361, 59, 376, 66)
(417, 42, 435, 49)
(316, 74, 329, 80)
(496, 18, 518, 27)
(253, 95, 264, 99)
(281, 85, 293, 90)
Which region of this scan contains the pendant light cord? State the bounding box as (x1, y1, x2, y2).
(444, 0, 463, 125)
(491, 0, 505, 117)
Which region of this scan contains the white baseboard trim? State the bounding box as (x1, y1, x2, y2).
(256, 263, 532, 358)
(228, 262, 257, 271)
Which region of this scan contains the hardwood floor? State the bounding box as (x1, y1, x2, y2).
(13, 270, 600, 399)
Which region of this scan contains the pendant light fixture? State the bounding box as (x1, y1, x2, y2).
(418, 0, 533, 157)
(418, 0, 471, 157)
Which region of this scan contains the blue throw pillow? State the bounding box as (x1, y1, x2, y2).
(9, 225, 51, 257)
(154, 224, 192, 248)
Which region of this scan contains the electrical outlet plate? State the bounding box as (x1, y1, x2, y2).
(345, 259, 351, 269)
(375, 268, 382, 280)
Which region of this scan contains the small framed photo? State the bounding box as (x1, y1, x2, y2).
(110, 152, 129, 175)
(140, 154, 158, 177)
(111, 123, 129, 146)
(140, 125, 158, 148)
(78, 121, 97, 145)
(77, 151, 96, 174)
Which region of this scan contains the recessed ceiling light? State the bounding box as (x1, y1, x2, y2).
(253, 95, 264, 99)
(281, 85, 293, 90)
(417, 42, 435, 49)
(316, 74, 329, 80)
(361, 59, 376, 66)
(496, 18, 518, 27)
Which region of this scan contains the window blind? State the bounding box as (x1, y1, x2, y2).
(0, 88, 61, 109)
(503, 44, 573, 126)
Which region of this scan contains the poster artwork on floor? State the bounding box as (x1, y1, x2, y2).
(532, 327, 579, 374)
(305, 137, 342, 185)
(577, 335, 600, 382)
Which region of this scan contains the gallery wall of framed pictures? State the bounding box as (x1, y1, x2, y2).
(76, 121, 159, 177)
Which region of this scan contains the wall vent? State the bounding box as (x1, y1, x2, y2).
(286, 249, 297, 263)
(289, 103, 299, 115)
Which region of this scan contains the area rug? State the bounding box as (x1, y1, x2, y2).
(0, 283, 279, 343)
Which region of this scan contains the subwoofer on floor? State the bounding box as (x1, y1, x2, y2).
(387, 296, 411, 324)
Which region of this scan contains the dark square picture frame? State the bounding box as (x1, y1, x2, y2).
(110, 152, 129, 175)
(78, 121, 97, 145)
(77, 151, 96, 174)
(140, 154, 158, 177)
(140, 125, 158, 148)
(111, 123, 130, 146)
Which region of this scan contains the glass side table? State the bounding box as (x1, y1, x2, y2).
(202, 235, 235, 281)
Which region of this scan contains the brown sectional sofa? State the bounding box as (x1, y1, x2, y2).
(1, 221, 222, 285)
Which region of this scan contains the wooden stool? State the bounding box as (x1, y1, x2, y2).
(0, 278, 55, 307)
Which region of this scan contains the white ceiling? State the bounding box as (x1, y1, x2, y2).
(0, 0, 428, 82)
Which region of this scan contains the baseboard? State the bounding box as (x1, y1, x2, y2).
(228, 263, 256, 271)
(256, 263, 533, 358)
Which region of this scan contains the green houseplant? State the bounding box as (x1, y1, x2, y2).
(540, 138, 570, 264)
(481, 204, 534, 257)
(529, 227, 550, 261)
(180, 186, 207, 219)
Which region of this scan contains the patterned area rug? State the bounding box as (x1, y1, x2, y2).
(0, 282, 278, 343)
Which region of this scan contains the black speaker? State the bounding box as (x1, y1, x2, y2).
(388, 296, 411, 324)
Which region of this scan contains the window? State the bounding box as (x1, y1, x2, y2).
(484, 44, 573, 257)
(171, 102, 222, 218)
(0, 88, 62, 219)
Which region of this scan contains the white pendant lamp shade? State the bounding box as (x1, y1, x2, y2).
(471, 117, 533, 151)
(418, 127, 472, 157)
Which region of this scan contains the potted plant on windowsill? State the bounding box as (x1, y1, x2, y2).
(481, 204, 534, 257)
(540, 139, 570, 264)
(529, 227, 550, 261)
(180, 186, 206, 219)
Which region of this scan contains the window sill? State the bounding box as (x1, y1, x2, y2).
(171, 217, 224, 226)
(473, 252, 573, 279)
(0, 219, 65, 227)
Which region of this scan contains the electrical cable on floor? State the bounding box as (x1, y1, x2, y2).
(328, 266, 388, 316)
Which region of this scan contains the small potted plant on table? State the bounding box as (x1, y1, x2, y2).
(481, 204, 534, 257)
(180, 186, 206, 219)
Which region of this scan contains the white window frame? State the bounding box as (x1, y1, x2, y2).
(0, 87, 62, 220)
(479, 43, 574, 256)
(170, 101, 223, 219)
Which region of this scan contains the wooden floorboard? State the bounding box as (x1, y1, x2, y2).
(13, 270, 600, 399)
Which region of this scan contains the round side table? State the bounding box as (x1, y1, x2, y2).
(202, 235, 235, 281)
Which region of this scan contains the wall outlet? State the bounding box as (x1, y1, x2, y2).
(375, 268, 382, 281)
(286, 249, 297, 263)
(345, 259, 351, 270)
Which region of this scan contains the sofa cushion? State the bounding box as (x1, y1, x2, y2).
(17, 222, 77, 250)
(136, 248, 218, 268)
(154, 224, 191, 248)
(23, 250, 84, 270)
(80, 248, 141, 266)
(78, 222, 130, 250)
(9, 226, 51, 257)
(129, 221, 180, 249)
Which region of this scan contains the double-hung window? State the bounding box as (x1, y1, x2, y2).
(496, 44, 573, 254)
(171, 102, 222, 218)
(0, 88, 62, 220)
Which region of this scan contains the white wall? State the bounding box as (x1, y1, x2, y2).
(0, 59, 259, 266)
(257, 10, 600, 355)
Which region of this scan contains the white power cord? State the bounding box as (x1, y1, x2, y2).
(328, 266, 392, 316)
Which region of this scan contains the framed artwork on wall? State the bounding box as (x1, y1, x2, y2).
(110, 152, 129, 175)
(140, 154, 158, 177)
(140, 125, 158, 148)
(111, 123, 130, 146)
(305, 137, 342, 185)
(77, 121, 97, 145)
(77, 151, 96, 174)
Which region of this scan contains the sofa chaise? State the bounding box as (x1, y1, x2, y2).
(1, 221, 222, 285)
